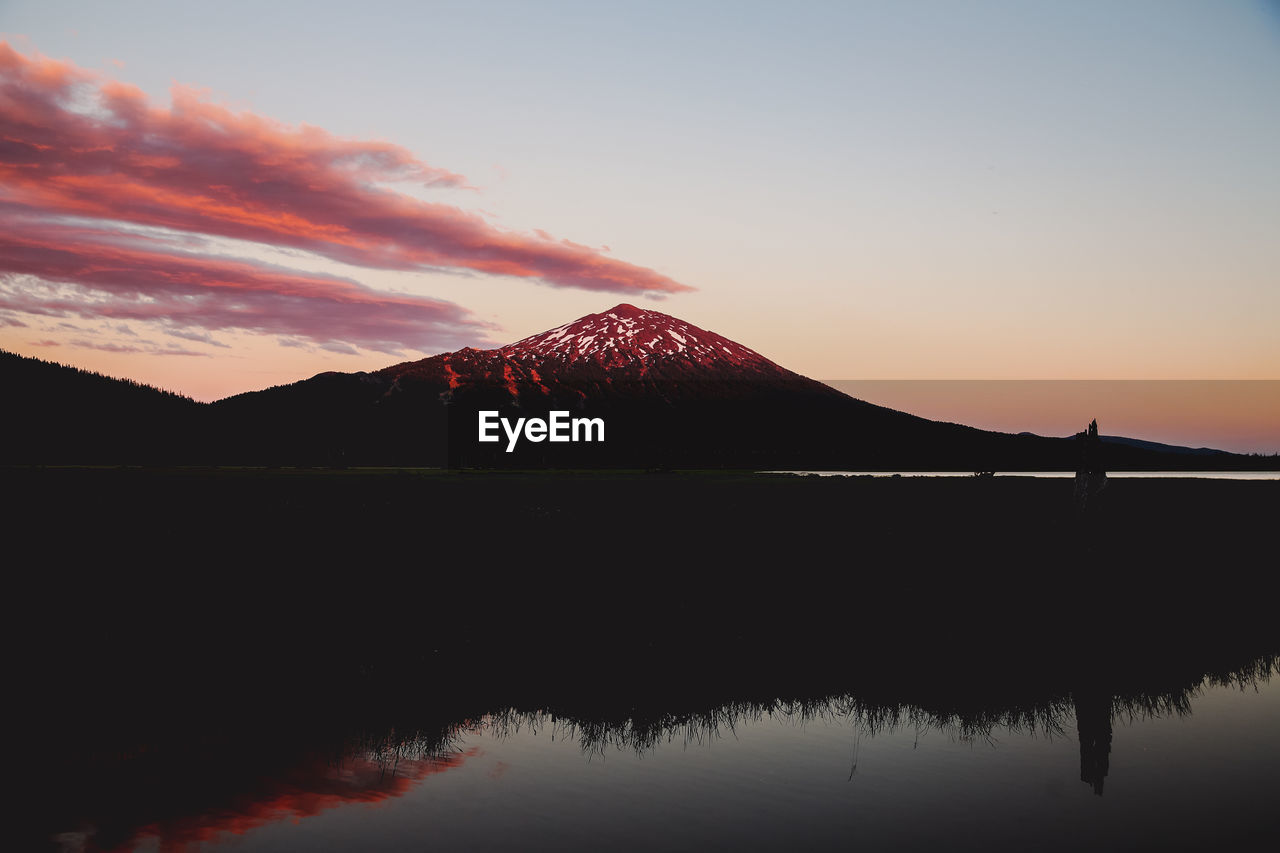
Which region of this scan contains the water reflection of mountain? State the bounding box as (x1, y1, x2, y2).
(18, 647, 1276, 852)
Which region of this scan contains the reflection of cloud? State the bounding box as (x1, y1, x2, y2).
(96, 748, 481, 853)
(0, 41, 691, 299)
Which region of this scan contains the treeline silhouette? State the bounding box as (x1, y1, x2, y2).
(0, 350, 201, 464)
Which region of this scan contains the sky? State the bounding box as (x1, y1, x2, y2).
(1, 1, 1277, 449)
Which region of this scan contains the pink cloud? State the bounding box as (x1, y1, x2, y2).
(67, 338, 211, 356)
(0, 42, 691, 297)
(0, 213, 492, 354)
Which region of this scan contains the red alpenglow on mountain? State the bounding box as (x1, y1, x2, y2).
(377, 303, 836, 401)
(501, 303, 772, 372)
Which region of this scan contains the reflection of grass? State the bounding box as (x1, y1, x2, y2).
(433, 656, 1278, 760)
(1108, 653, 1279, 724)
(1207, 655, 1279, 690)
(349, 724, 475, 769)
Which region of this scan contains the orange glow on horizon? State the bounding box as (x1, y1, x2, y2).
(826, 380, 1280, 455)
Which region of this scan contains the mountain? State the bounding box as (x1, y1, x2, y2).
(367, 303, 846, 405)
(203, 304, 1163, 470)
(202, 304, 964, 467)
(498, 302, 811, 380)
(4, 307, 1272, 470)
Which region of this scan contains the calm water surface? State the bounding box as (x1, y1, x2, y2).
(73, 662, 1279, 852)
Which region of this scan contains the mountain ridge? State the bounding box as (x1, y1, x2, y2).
(198, 306, 1280, 469)
(2, 302, 1274, 469)
(360, 303, 845, 404)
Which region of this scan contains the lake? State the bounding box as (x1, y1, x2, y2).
(37, 654, 1278, 852)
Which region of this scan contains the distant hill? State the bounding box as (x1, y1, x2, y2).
(0, 349, 202, 464)
(1019, 430, 1234, 457)
(1099, 435, 1231, 457)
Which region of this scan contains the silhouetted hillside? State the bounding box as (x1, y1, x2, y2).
(0, 349, 203, 464)
(1099, 434, 1231, 456)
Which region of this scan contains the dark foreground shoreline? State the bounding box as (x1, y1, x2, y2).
(8, 467, 1278, 851)
(10, 465, 1277, 683)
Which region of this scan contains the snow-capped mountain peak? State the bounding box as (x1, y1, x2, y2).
(372, 302, 821, 402)
(498, 303, 772, 371)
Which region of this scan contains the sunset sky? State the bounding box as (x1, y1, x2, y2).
(2, 1, 1277, 450)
